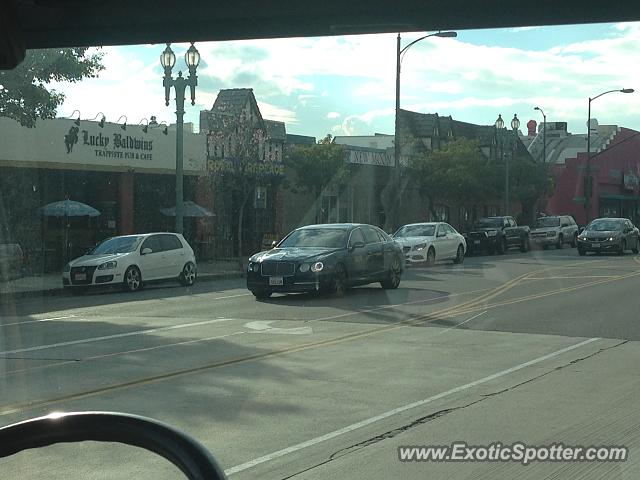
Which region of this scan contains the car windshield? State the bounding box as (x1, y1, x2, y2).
(278, 228, 347, 248)
(476, 218, 503, 228)
(587, 220, 624, 232)
(536, 217, 561, 227)
(89, 236, 142, 255)
(4, 12, 640, 480)
(394, 225, 436, 238)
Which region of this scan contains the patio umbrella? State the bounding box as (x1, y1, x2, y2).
(40, 200, 101, 263)
(160, 201, 215, 218)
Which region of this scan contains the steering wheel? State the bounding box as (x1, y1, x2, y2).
(0, 411, 227, 480)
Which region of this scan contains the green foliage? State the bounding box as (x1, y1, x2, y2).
(0, 48, 104, 128)
(285, 134, 349, 197)
(409, 138, 499, 205)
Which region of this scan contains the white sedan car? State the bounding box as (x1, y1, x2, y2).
(393, 222, 466, 265)
(63, 232, 197, 292)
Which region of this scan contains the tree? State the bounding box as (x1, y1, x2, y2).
(285, 134, 349, 223)
(510, 154, 554, 225)
(409, 138, 500, 219)
(0, 48, 104, 127)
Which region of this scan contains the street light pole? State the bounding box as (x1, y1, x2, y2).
(584, 88, 634, 223)
(393, 31, 456, 230)
(161, 43, 200, 234)
(534, 106, 546, 163)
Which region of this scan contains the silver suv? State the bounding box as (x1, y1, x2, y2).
(530, 215, 579, 249)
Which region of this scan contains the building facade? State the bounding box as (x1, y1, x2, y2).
(0, 116, 205, 271)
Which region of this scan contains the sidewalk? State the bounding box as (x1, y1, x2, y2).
(0, 259, 244, 298)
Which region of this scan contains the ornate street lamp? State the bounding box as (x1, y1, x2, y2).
(161, 42, 200, 234)
(495, 114, 519, 215)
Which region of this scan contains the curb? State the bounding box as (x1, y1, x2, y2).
(1, 271, 245, 300)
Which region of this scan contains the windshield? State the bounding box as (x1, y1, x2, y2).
(89, 236, 142, 255)
(586, 220, 624, 232)
(476, 218, 503, 228)
(4, 16, 640, 480)
(278, 228, 347, 248)
(536, 217, 561, 227)
(394, 225, 436, 238)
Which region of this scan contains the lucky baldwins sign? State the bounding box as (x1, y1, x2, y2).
(64, 126, 154, 161)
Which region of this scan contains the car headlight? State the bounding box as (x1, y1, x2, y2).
(547, 231, 557, 237)
(311, 262, 324, 273)
(413, 243, 427, 251)
(578, 236, 586, 241)
(487, 230, 498, 237)
(299, 263, 310, 273)
(63, 263, 71, 272)
(607, 236, 617, 242)
(248, 261, 260, 272)
(98, 261, 117, 270)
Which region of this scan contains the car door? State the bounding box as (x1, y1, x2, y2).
(433, 224, 449, 259)
(361, 226, 385, 278)
(442, 224, 459, 259)
(504, 217, 517, 246)
(138, 235, 164, 280)
(624, 220, 637, 248)
(346, 228, 368, 282)
(159, 234, 184, 279)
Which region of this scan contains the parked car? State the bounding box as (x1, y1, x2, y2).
(576, 218, 640, 256)
(464, 216, 530, 255)
(246, 223, 404, 299)
(393, 222, 466, 265)
(0, 243, 26, 280)
(530, 215, 579, 249)
(62, 233, 197, 292)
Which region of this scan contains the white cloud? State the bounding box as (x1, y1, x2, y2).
(326, 112, 341, 119)
(257, 101, 297, 124)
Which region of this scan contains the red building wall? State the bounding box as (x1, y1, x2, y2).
(545, 128, 640, 225)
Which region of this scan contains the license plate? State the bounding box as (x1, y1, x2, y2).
(269, 276, 283, 286)
(591, 243, 600, 248)
(474, 240, 481, 245)
(74, 273, 86, 281)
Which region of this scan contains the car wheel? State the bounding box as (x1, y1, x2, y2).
(426, 247, 436, 265)
(252, 289, 272, 300)
(619, 240, 626, 256)
(571, 234, 578, 248)
(453, 245, 465, 264)
(520, 237, 530, 253)
(556, 234, 563, 249)
(578, 248, 586, 256)
(381, 257, 402, 289)
(332, 264, 348, 296)
(123, 266, 142, 292)
(633, 237, 639, 254)
(179, 262, 197, 286)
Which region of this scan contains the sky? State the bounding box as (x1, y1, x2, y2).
(54, 21, 640, 140)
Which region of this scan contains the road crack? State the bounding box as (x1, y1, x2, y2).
(279, 339, 629, 479)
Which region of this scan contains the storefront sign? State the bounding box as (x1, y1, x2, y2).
(207, 158, 285, 176)
(0, 117, 206, 174)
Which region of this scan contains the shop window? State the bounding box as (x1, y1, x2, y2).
(433, 204, 449, 222)
(320, 194, 339, 223)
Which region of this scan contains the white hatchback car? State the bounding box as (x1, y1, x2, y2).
(63, 233, 197, 292)
(393, 222, 466, 265)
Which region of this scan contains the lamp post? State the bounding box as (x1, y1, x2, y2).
(161, 42, 200, 234)
(584, 88, 634, 223)
(393, 30, 456, 229)
(533, 106, 546, 163)
(495, 114, 520, 215)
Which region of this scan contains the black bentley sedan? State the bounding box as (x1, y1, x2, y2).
(246, 223, 404, 298)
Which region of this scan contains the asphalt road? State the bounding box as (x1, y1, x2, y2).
(2, 247, 640, 479)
